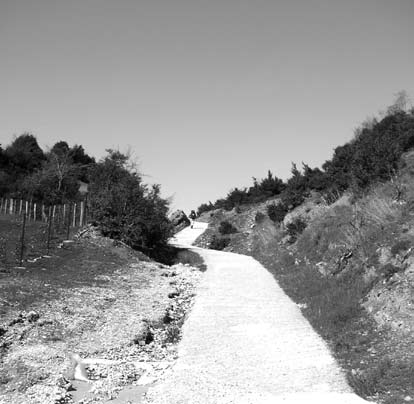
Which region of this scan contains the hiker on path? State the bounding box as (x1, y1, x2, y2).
(189, 210, 197, 228)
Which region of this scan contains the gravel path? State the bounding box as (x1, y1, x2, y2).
(145, 224, 373, 404)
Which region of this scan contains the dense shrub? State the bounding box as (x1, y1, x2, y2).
(218, 221, 238, 235)
(286, 217, 307, 240)
(267, 202, 288, 223)
(209, 235, 230, 250)
(88, 150, 172, 256)
(0, 134, 95, 204)
(197, 170, 285, 214)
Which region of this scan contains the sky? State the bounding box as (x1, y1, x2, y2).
(1, 0, 414, 213)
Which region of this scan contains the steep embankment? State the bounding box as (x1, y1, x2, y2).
(193, 157, 414, 404)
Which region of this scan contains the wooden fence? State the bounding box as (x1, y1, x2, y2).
(0, 198, 88, 227)
(0, 198, 89, 267)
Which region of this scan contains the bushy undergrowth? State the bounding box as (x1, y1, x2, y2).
(267, 202, 288, 223)
(209, 235, 230, 250)
(218, 221, 238, 235)
(255, 211, 266, 223)
(88, 150, 173, 259)
(285, 217, 307, 241)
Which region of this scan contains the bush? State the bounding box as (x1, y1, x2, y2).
(267, 202, 288, 223)
(286, 217, 307, 240)
(218, 221, 238, 235)
(255, 211, 265, 223)
(88, 150, 173, 258)
(209, 235, 230, 250)
(164, 325, 181, 343)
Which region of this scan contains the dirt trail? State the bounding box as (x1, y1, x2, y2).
(145, 223, 373, 404)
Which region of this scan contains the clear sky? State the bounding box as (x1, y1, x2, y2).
(1, 0, 414, 213)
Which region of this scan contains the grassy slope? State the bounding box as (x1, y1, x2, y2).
(195, 155, 414, 404)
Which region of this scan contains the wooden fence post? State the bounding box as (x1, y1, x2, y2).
(72, 203, 76, 227)
(47, 207, 52, 255)
(66, 203, 71, 239)
(19, 213, 27, 266)
(80, 201, 84, 227)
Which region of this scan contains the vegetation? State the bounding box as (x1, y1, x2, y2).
(0, 134, 94, 204)
(267, 202, 288, 223)
(197, 170, 285, 215)
(198, 92, 414, 216)
(0, 135, 173, 259)
(218, 221, 238, 235)
(209, 235, 230, 250)
(88, 150, 172, 255)
(254, 211, 266, 223)
(285, 217, 307, 241)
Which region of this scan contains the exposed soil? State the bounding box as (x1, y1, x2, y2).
(0, 224, 203, 404)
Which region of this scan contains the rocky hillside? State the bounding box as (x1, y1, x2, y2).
(194, 151, 414, 404)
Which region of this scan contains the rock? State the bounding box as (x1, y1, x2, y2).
(377, 246, 392, 265)
(26, 310, 40, 323)
(169, 210, 190, 233)
(8, 316, 24, 326)
(56, 375, 74, 391)
(168, 291, 180, 298)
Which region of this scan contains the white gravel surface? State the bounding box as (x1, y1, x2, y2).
(146, 223, 373, 404)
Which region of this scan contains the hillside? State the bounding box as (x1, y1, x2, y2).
(0, 225, 204, 404)
(194, 151, 414, 404)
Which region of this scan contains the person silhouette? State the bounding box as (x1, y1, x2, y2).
(189, 210, 197, 228)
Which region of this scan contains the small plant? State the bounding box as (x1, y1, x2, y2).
(255, 212, 265, 223)
(133, 323, 154, 345)
(218, 221, 238, 235)
(164, 324, 181, 343)
(209, 235, 230, 251)
(267, 202, 288, 223)
(286, 217, 307, 240)
(162, 309, 173, 324)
